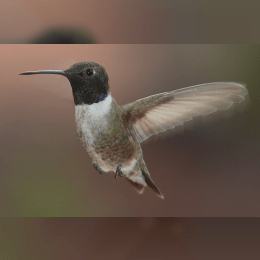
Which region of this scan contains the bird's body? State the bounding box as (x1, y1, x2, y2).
(74, 93, 160, 195)
(75, 95, 141, 178)
(20, 61, 249, 199)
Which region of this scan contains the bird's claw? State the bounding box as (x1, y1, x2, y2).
(115, 164, 124, 179)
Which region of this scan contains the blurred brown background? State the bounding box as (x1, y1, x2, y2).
(0, 44, 259, 217)
(1, 0, 260, 43)
(0, 218, 260, 260)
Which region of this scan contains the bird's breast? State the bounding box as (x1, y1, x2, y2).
(74, 97, 138, 171)
(75, 95, 113, 137)
(75, 103, 111, 147)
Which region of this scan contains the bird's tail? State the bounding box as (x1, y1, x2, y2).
(126, 160, 164, 199)
(141, 169, 164, 199)
(126, 178, 145, 194)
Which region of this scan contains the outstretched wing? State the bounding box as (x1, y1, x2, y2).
(122, 82, 248, 143)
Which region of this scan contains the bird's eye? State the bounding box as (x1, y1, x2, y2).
(86, 69, 94, 76)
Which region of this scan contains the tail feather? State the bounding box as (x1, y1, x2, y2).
(126, 178, 145, 194)
(142, 170, 164, 199)
(125, 159, 164, 199)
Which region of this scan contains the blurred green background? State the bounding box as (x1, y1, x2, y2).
(0, 44, 259, 216)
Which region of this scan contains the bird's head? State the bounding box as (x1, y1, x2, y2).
(20, 61, 110, 105)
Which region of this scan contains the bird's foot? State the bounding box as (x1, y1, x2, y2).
(93, 163, 102, 175)
(115, 164, 124, 179)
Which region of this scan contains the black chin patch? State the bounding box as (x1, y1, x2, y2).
(68, 74, 108, 105)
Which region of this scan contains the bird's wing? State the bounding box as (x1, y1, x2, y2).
(122, 82, 248, 143)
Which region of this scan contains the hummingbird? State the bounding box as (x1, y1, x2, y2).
(20, 61, 248, 199)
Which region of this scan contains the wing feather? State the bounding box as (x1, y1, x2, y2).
(122, 82, 248, 143)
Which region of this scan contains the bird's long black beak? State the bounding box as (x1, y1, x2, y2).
(20, 70, 66, 76)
